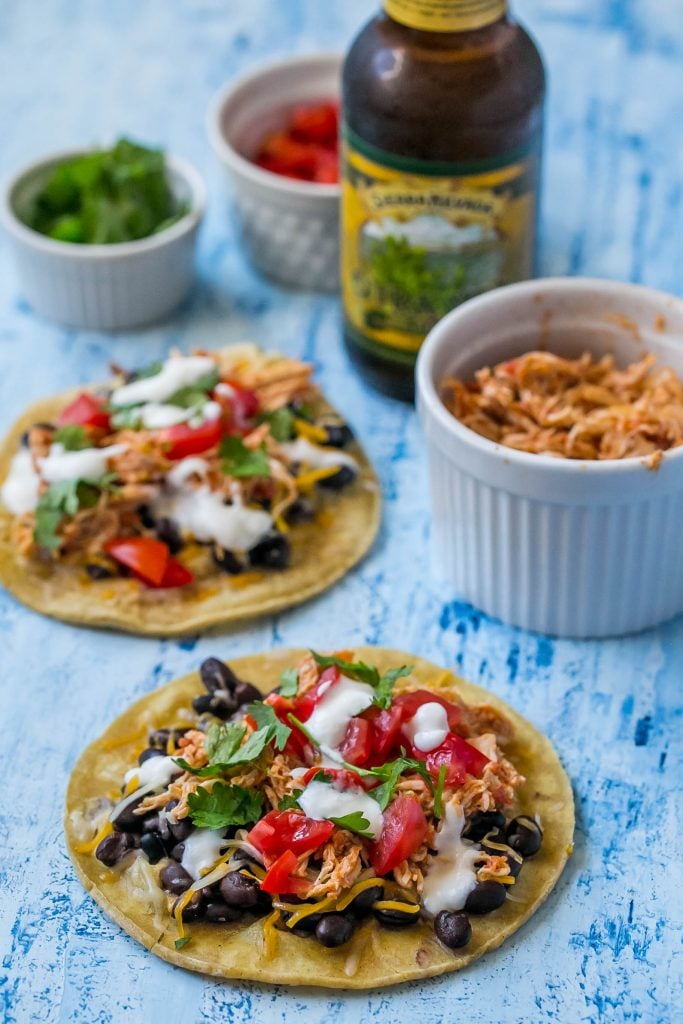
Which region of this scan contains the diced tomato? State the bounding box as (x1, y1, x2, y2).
(157, 418, 223, 460)
(260, 849, 311, 896)
(424, 734, 489, 787)
(148, 556, 194, 589)
(58, 393, 111, 431)
(338, 717, 373, 767)
(264, 693, 310, 761)
(247, 810, 334, 863)
(393, 689, 463, 732)
(290, 102, 338, 146)
(215, 382, 260, 434)
(301, 766, 376, 792)
(292, 666, 339, 722)
(362, 704, 404, 763)
(105, 537, 169, 586)
(312, 149, 339, 184)
(368, 794, 429, 876)
(256, 134, 319, 179)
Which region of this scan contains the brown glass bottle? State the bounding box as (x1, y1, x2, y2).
(341, 1, 545, 400)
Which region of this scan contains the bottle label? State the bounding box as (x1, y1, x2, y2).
(341, 128, 539, 362)
(383, 0, 507, 33)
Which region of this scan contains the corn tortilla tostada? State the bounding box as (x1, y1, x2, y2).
(65, 647, 574, 988)
(0, 345, 380, 635)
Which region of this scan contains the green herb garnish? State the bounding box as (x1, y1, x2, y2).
(351, 753, 435, 811)
(287, 714, 318, 748)
(259, 407, 296, 442)
(278, 790, 303, 811)
(329, 812, 374, 838)
(187, 782, 263, 829)
(176, 705, 291, 778)
(175, 937, 192, 950)
(167, 369, 220, 409)
(33, 474, 118, 550)
(21, 138, 188, 245)
(311, 652, 412, 710)
(53, 425, 90, 451)
(433, 764, 447, 819)
(219, 436, 271, 479)
(279, 667, 299, 698)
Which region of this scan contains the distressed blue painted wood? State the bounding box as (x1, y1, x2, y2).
(0, 2, 681, 1022)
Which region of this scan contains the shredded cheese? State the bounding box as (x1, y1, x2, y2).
(261, 909, 281, 959)
(72, 820, 113, 855)
(478, 871, 516, 885)
(372, 899, 420, 914)
(123, 775, 140, 796)
(335, 877, 390, 911)
(173, 887, 196, 940)
(295, 466, 340, 490)
(294, 419, 329, 444)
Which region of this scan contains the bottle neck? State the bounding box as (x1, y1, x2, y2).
(383, 0, 507, 33)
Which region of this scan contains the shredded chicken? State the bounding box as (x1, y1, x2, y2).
(306, 830, 364, 898)
(296, 653, 320, 695)
(176, 729, 208, 769)
(442, 350, 683, 463)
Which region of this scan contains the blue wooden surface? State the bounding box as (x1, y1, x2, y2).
(1, 2, 681, 1022)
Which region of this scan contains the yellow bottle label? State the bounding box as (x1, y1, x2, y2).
(384, 0, 507, 33)
(341, 128, 539, 362)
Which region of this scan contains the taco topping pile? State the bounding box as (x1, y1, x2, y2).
(1, 347, 360, 587)
(441, 350, 683, 465)
(76, 652, 543, 955)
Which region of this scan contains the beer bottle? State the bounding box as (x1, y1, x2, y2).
(341, 0, 545, 400)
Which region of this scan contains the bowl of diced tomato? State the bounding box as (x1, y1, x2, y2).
(208, 53, 341, 292)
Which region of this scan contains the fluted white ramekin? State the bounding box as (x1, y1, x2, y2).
(207, 53, 341, 292)
(1, 149, 206, 330)
(416, 278, 683, 638)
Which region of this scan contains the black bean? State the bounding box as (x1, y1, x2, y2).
(317, 465, 356, 490)
(168, 817, 193, 843)
(95, 831, 136, 866)
(505, 853, 524, 878)
(112, 797, 145, 833)
(148, 727, 188, 750)
(170, 842, 185, 862)
(141, 814, 160, 834)
(434, 911, 472, 949)
(199, 657, 240, 696)
(315, 913, 355, 948)
(138, 747, 164, 766)
(138, 504, 156, 529)
(159, 862, 193, 895)
(345, 884, 384, 917)
(86, 562, 114, 580)
(177, 890, 205, 921)
(322, 422, 354, 448)
(462, 811, 506, 842)
(479, 829, 523, 877)
(248, 533, 290, 570)
(140, 832, 166, 865)
(155, 516, 183, 554)
(506, 816, 543, 858)
(373, 903, 421, 928)
(233, 680, 262, 706)
(465, 882, 507, 915)
(204, 900, 242, 923)
(219, 870, 261, 909)
(212, 546, 245, 575)
(20, 430, 30, 448)
(284, 497, 315, 525)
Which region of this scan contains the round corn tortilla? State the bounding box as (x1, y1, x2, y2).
(0, 387, 380, 635)
(65, 648, 575, 989)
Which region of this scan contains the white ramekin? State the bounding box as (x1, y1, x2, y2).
(1, 149, 206, 331)
(207, 53, 341, 292)
(416, 278, 683, 638)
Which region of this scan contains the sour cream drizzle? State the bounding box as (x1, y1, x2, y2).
(304, 675, 375, 750)
(0, 449, 40, 514)
(181, 828, 228, 881)
(298, 780, 384, 840)
(404, 702, 449, 753)
(153, 456, 272, 552)
(280, 437, 357, 471)
(38, 443, 128, 484)
(110, 355, 216, 407)
(422, 801, 481, 915)
(124, 755, 180, 791)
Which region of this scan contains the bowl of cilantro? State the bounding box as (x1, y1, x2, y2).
(1, 138, 206, 330)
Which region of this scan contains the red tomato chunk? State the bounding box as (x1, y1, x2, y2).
(368, 794, 429, 876)
(254, 101, 339, 184)
(58, 393, 111, 431)
(260, 849, 311, 896)
(425, 734, 489, 787)
(247, 810, 334, 862)
(157, 418, 223, 460)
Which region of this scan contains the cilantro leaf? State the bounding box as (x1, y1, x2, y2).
(205, 722, 246, 764)
(433, 764, 447, 819)
(167, 368, 219, 408)
(220, 436, 271, 479)
(310, 652, 412, 710)
(279, 668, 299, 698)
(278, 790, 303, 811)
(329, 812, 374, 838)
(33, 475, 119, 550)
(175, 937, 192, 950)
(287, 714, 319, 748)
(133, 360, 163, 380)
(53, 425, 90, 451)
(364, 754, 435, 811)
(259, 407, 295, 442)
(187, 782, 263, 829)
(247, 702, 291, 751)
